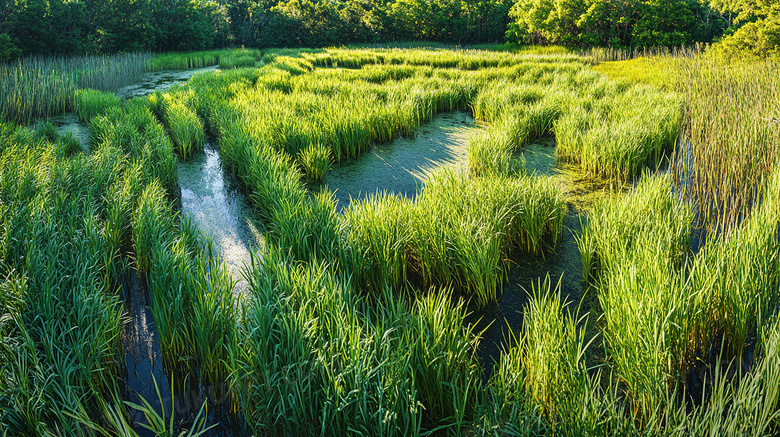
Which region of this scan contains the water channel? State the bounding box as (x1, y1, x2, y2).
(60, 63, 621, 433)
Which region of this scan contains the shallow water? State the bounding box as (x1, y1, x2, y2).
(121, 271, 173, 437)
(117, 66, 218, 99)
(474, 138, 628, 376)
(177, 143, 265, 294)
(121, 271, 245, 437)
(47, 112, 91, 152)
(323, 111, 481, 210)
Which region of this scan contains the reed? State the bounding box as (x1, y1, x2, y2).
(672, 58, 780, 241)
(1, 52, 150, 124)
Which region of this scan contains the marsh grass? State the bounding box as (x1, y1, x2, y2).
(6, 46, 779, 437)
(74, 88, 122, 123)
(1, 52, 151, 124)
(149, 49, 262, 71)
(298, 142, 331, 183)
(672, 58, 780, 240)
(342, 169, 565, 306)
(230, 248, 481, 435)
(164, 99, 205, 158)
(0, 124, 131, 434)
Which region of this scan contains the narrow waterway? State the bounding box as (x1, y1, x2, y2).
(111, 65, 254, 436)
(121, 271, 181, 437)
(177, 142, 265, 294)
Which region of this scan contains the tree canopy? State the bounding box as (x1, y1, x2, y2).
(0, 0, 773, 60)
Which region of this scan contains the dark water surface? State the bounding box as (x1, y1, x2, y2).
(117, 66, 218, 99)
(121, 271, 245, 437)
(473, 138, 628, 377)
(47, 112, 91, 152)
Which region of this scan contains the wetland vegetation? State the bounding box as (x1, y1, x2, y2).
(1, 39, 780, 437)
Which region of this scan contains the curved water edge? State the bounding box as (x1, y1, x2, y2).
(473, 138, 629, 378)
(47, 112, 91, 152)
(176, 142, 266, 295)
(31, 66, 220, 155)
(322, 111, 482, 211)
(117, 66, 218, 99)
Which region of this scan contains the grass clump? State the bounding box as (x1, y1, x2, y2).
(298, 142, 331, 183)
(164, 99, 205, 158)
(230, 249, 481, 436)
(74, 88, 122, 123)
(343, 169, 565, 306)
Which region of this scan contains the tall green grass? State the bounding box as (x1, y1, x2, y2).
(343, 169, 565, 306)
(229, 248, 482, 435)
(0, 122, 128, 434)
(74, 88, 122, 123)
(0, 52, 151, 124)
(672, 58, 780, 240)
(149, 48, 262, 71)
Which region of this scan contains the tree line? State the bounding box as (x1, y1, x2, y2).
(0, 0, 512, 58)
(0, 0, 776, 60)
(506, 0, 778, 56)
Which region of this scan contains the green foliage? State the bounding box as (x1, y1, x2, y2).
(231, 249, 482, 435)
(714, 16, 780, 58)
(506, 0, 725, 47)
(343, 169, 565, 306)
(298, 142, 331, 183)
(0, 33, 21, 61)
(74, 89, 122, 123)
(0, 53, 150, 124)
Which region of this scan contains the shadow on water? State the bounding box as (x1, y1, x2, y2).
(473, 137, 629, 378)
(121, 270, 170, 437)
(120, 141, 263, 436)
(176, 142, 266, 294)
(322, 111, 482, 211)
(121, 270, 246, 437)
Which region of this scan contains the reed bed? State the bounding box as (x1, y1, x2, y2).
(343, 170, 565, 306)
(578, 168, 780, 422)
(6, 46, 780, 436)
(163, 97, 205, 158)
(469, 67, 682, 181)
(218, 49, 263, 70)
(579, 174, 696, 418)
(0, 52, 151, 124)
(229, 249, 482, 436)
(0, 120, 130, 434)
(304, 47, 582, 70)
(672, 58, 780, 241)
(148, 49, 262, 71)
